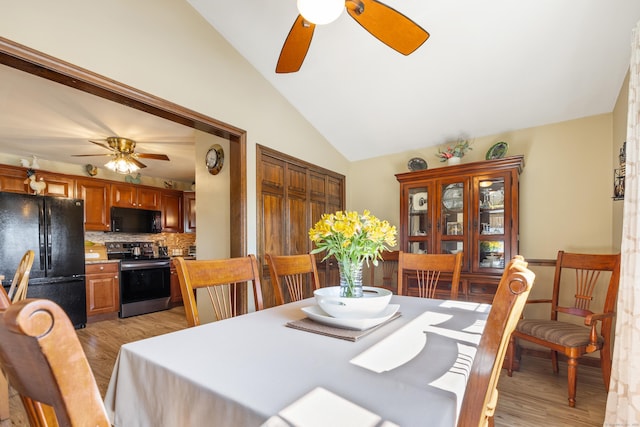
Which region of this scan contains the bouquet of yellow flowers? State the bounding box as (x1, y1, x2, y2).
(309, 210, 397, 297)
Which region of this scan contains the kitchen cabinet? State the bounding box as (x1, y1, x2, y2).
(37, 172, 75, 198)
(0, 165, 27, 193)
(85, 262, 120, 320)
(161, 190, 183, 233)
(0, 165, 73, 197)
(111, 183, 161, 209)
(169, 259, 183, 305)
(395, 156, 524, 302)
(76, 178, 111, 231)
(183, 191, 196, 233)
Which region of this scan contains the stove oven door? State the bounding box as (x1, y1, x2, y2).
(119, 260, 171, 317)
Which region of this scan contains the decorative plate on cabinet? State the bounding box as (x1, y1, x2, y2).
(442, 184, 463, 211)
(485, 141, 509, 160)
(407, 157, 428, 171)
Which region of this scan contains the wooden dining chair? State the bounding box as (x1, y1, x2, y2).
(367, 250, 399, 293)
(506, 251, 621, 407)
(397, 251, 463, 299)
(174, 255, 264, 327)
(458, 256, 535, 427)
(265, 253, 320, 305)
(0, 298, 110, 427)
(0, 250, 34, 421)
(6, 250, 35, 303)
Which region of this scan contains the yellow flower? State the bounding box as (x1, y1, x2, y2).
(309, 210, 397, 265)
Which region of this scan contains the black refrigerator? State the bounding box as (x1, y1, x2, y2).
(0, 192, 86, 328)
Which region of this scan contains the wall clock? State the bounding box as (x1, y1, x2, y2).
(205, 144, 224, 175)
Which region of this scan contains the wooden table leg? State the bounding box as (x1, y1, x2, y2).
(0, 371, 9, 420)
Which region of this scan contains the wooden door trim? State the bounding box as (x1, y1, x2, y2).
(0, 36, 247, 257)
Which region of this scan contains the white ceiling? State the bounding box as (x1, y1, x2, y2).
(189, 0, 640, 160)
(0, 64, 197, 182)
(1, 2, 639, 183)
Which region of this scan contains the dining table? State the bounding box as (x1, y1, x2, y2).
(104, 295, 491, 427)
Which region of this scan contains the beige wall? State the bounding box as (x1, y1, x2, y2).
(0, 0, 349, 260)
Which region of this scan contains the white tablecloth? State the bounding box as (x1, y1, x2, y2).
(104, 296, 490, 427)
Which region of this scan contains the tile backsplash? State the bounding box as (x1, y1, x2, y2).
(85, 231, 196, 257)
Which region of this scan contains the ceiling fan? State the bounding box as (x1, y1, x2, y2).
(72, 137, 170, 174)
(276, 0, 429, 73)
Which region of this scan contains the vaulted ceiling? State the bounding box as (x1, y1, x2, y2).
(189, 0, 640, 160)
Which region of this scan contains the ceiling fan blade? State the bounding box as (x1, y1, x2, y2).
(136, 153, 170, 161)
(71, 153, 111, 157)
(129, 157, 147, 169)
(346, 0, 429, 55)
(89, 140, 115, 151)
(276, 15, 316, 73)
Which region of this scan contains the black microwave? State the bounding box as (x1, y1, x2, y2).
(111, 207, 162, 233)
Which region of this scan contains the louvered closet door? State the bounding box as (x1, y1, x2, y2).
(257, 145, 345, 308)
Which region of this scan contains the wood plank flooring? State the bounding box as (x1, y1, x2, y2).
(1, 306, 607, 426)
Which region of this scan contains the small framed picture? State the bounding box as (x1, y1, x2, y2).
(447, 222, 462, 235)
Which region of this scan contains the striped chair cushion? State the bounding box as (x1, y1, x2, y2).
(516, 319, 604, 348)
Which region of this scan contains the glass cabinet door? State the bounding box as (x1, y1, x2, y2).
(477, 178, 505, 269)
(440, 181, 465, 255)
(407, 186, 430, 253)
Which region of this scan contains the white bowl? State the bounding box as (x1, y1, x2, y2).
(313, 286, 393, 319)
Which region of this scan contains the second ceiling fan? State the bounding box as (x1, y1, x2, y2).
(276, 0, 429, 73)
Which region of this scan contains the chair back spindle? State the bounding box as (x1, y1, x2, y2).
(266, 254, 320, 306)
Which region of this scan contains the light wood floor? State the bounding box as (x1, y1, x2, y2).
(2, 306, 607, 426)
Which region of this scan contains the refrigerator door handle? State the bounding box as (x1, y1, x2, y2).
(39, 202, 46, 270)
(46, 205, 53, 268)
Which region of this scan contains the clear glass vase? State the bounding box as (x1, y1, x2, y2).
(338, 260, 364, 298)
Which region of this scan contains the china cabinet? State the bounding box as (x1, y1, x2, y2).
(395, 155, 524, 302)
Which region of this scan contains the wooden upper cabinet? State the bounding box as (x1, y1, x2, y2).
(161, 190, 183, 233)
(0, 165, 30, 194)
(111, 183, 161, 209)
(38, 172, 75, 198)
(76, 178, 111, 231)
(183, 192, 196, 233)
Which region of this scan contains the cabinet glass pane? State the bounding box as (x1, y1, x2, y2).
(478, 179, 505, 235)
(442, 241, 463, 255)
(408, 241, 429, 254)
(479, 240, 505, 268)
(441, 182, 464, 236)
(408, 187, 429, 236)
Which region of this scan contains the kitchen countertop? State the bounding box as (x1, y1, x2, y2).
(85, 259, 120, 265)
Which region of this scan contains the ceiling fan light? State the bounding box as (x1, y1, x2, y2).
(297, 0, 344, 25)
(105, 155, 139, 175)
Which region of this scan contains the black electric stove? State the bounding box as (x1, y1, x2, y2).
(106, 242, 171, 318)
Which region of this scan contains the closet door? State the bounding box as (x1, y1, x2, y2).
(257, 145, 345, 308)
